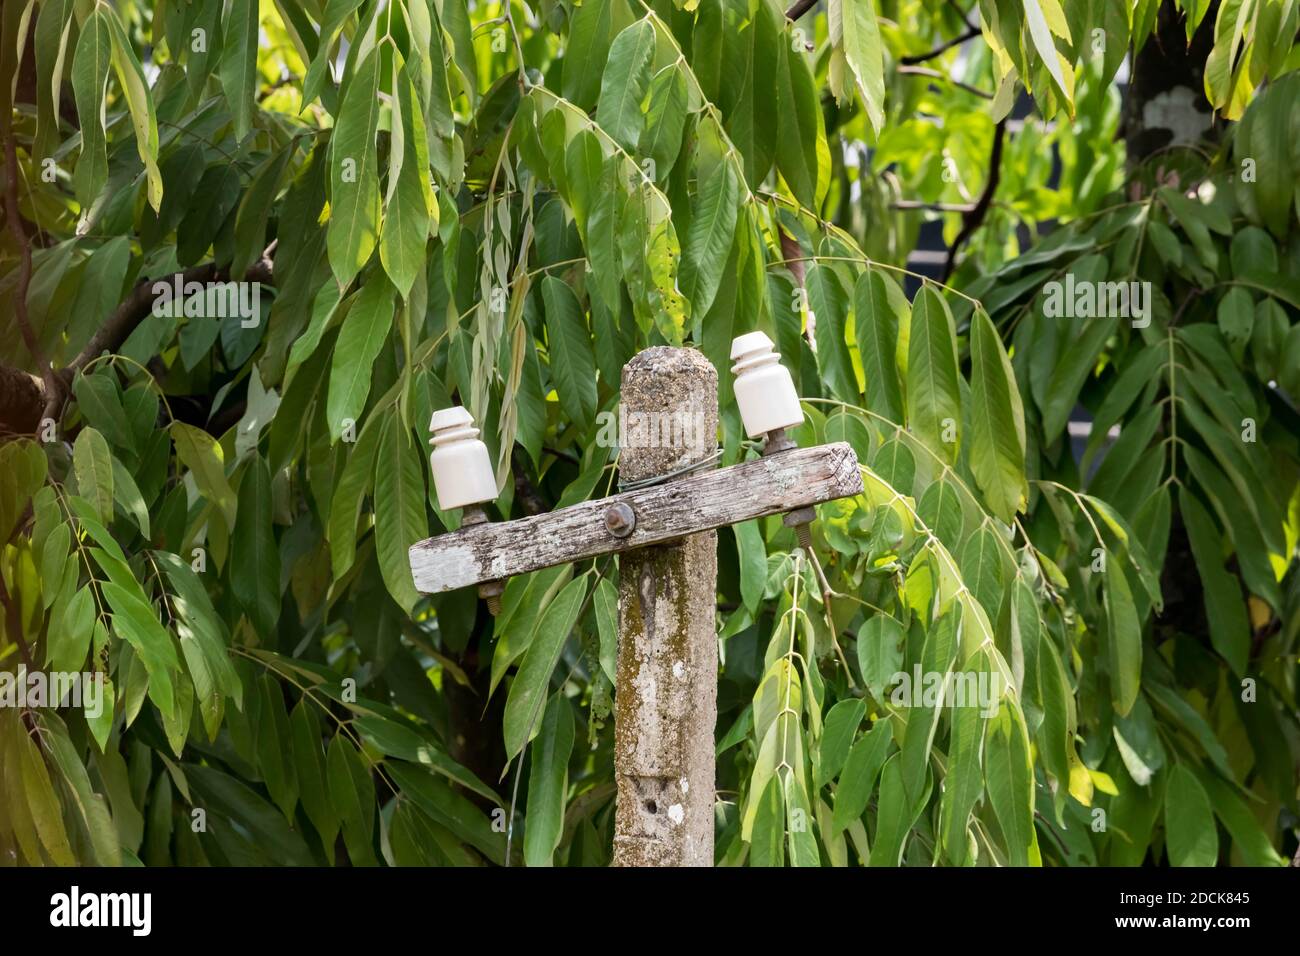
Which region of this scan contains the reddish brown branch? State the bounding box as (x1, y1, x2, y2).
(1, 253, 274, 435)
(2, 125, 62, 421)
(900, 25, 982, 64)
(784, 0, 819, 20)
(942, 118, 1006, 281)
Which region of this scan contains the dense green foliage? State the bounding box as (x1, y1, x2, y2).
(0, 0, 1296, 867)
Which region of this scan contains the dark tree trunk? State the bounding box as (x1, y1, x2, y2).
(1123, 0, 1223, 172)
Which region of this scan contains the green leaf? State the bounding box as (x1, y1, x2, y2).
(584, 155, 624, 311)
(19, 729, 76, 865)
(905, 287, 961, 464)
(503, 576, 589, 760)
(302, 0, 364, 108)
(255, 675, 299, 821)
(774, 37, 822, 208)
(42, 714, 120, 865)
(679, 160, 740, 319)
(73, 373, 134, 455)
(154, 550, 242, 727)
(524, 693, 575, 867)
(749, 775, 785, 866)
(290, 700, 339, 850)
(1035, 636, 1071, 786)
(917, 477, 964, 552)
(941, 652, 988, 864)
(102, 579, 178, 716)
(379, 57, 432, 298)
(32, 0, 75, 160)
(386, 761, 506, 865)
(853, 270, 904, 423)
(959, 525, 1005, 623)
(233, 150, 292, 280)
(353, 715, 498, 803)
(639, 66, 688, 180)
(71, 7, 111, 209)
(1023, 0, 1071, 101)
(542, 276, 597, 432)
(186, 763, 315, 865)
(110, 457, 150, 537)
(1102, 563, 1141, 717)
(73, 426, 114, 524)
(593, 577, 618, 684)
(1164, 763, 1217, 866)
(219, 0, 259, 140)
(562, 0, 628, 109)
(969, 308, 1027, 521)
(327, 273, 395, 441)
(373, 413, 427, 614)
(816, 698, 866, 790)
(856, 613, 904, 703)
(831, 718, 892, 834)
(724, 0, 779, 187)
(491, 565, 574, 696)
(734, 519, 767, 615)
(985, 700, 1036, 866)
(564, 129, 603, 236)
(832, 0, 886, 131)
(327, 734, 377, 866)
(1216, 286, 1254, 358)
(1197, 770, 1286, 866)
(806, 264, 858, 403)
(328, 46, 383, 286)
(1113, 696, 1166, 787)
(170, 422, 235, 524)
(103, 4, 162, 209)
(1041, 315, 1118, 444)
(1180, 488, 1250, 674)
(327, 415, 381, 581)
(231, 456, 280, 638)
(595, 18, 656, 151)
(899, 607, 960, 806)
(867, 754, 909, 865)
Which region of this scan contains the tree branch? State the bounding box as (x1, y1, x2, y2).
(0, 572, 35, 672)
(900, 25, 982, 65)
(941, 118, 1006, 281)
(0, 253, 274, 435)
(898, 64, 992, 99)
(69, 255, 274, 373)
(784, 0, 819, 21)
(3, 122, 62, 423)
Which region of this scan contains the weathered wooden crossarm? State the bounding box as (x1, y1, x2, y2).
(408, 441, 863, 594)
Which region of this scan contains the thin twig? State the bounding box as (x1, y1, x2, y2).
(784, 0, 819, 21)
(0, 574, 35, 671)
(900, 25, 982, 64)
(942, 118, 1006, 280)
(898, 64, 992, 99)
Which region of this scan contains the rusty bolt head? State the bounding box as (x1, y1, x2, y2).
(604, 502, 636, 538)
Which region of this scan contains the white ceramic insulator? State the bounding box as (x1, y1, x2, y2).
(730, 331, 804, 438)
(428, 407, 498, 510)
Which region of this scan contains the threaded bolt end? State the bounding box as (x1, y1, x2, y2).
(796, 523, 813, 551)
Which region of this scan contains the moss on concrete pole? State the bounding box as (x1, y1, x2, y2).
(612, 347, 718, 867)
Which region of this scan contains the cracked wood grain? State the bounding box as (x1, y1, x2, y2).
(407, 441, 864, 595)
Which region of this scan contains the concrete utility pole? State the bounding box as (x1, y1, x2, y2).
(408, 346, 864, 867)
(610, 347, 718, 866)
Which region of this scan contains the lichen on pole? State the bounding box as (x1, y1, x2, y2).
(612, 347, 719, 867)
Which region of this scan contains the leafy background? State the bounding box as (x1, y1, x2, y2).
(0, 0, 1297, 867)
